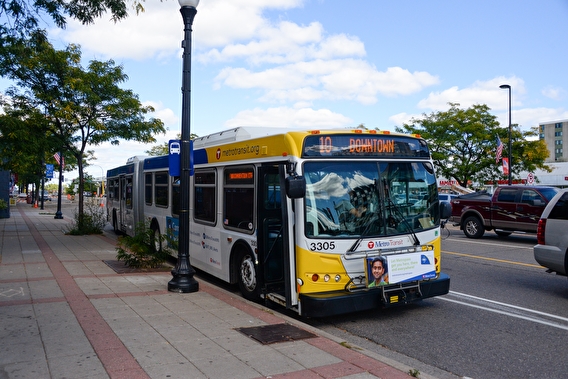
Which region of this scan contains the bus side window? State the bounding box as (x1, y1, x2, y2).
(155, 171, 169, 208)
(223, 166, 254, 232)
(194, 170, 216, 224)
(144, 173, 152, 205)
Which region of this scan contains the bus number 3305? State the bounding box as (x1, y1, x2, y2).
(309, 241, 336, 251)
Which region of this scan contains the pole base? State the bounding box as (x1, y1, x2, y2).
(168, 274, 199, 293)
(54, 211, 63, 219)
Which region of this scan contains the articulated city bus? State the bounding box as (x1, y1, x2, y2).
(106, 127, 451, 317)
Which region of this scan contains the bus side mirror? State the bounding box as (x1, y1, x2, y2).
(440, 201, 451, 219)
(285, 175, 306, 199)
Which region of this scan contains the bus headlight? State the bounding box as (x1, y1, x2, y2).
(324, 274, 330, 282)
(335, 274, 341, 282)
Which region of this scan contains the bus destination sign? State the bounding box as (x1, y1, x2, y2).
(302, 134, 430, 158)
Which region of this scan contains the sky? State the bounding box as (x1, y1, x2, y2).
(6, 0, 568, 182)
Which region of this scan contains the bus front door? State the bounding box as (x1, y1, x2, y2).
(257, 164, 292, 308)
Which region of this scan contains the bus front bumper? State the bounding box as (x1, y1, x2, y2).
(298, 272, 450, 318)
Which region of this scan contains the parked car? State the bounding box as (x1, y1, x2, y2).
(449, 185, 559, 238)
(534, 189, 568, 276)
(438, 193, 457, 205)
(41, 191, 51, 201)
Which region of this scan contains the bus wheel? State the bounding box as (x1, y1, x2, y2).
(237, 250, 260, 301)
(150, 224, 162, 253)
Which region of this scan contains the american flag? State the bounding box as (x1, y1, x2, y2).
(496, 137, 503, 163)
(53, 152, 65, 169)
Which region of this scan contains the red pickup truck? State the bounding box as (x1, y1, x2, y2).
(449, 185, 559, 239)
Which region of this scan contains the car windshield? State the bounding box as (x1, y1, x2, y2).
(303, 161, 440, 238)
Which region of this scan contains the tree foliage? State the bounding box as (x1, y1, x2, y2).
(395, 103, 551, 188)
(0, 34, 165, 230)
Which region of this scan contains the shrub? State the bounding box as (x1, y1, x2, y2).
(66, 201, 107, 235)
(115, 221, 170, 268)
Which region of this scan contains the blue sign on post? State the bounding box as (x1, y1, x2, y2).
(45, 164, 54, 179)
(169, 139, 194, 177)
(169, 140, 181, 176)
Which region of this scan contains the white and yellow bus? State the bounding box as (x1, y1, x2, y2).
(106, 127, 451, 317)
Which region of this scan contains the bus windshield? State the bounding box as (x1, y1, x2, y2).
(304, 161, 439, 238)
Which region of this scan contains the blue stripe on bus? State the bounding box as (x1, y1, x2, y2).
(143, 155, 169, 170)
(107, 164, 134, 177)
(194, 148, 208, 165)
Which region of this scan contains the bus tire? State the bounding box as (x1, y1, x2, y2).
(236, 250, 260, 301)
(150, 221, 162, 253)
(463, 216, 484, 239)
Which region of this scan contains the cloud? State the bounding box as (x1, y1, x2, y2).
(51, 1, 182, 61)
(195, 0, 305, 47)
(215, 61, 439, 105)
(198, 21, 365, 65)
(53, 0, 307, 60)
(541, 86, 566, 101)
(417, 76, 526, 111)
(143, 101, 178, 128)
(224, 106, 353, 128)
(508, 107, 568, 130)
(389, 112, 421, 127)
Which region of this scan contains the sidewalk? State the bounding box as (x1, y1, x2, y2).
(1, 203, 422, 379)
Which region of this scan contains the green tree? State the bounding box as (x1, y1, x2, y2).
(0, 100, 63, 199)
(395, 103, 551, 188)
(0, 34, 165, 230)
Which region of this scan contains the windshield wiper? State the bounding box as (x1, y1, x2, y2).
(347, 212, 380, 252)
(385, 195, 420, 246)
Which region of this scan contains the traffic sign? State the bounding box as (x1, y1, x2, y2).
(527, 172, 534, 185)
(46, 164, 54, 179)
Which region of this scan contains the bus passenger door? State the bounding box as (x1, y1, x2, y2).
(257, 164, 291, 307)
(118, 174, 134, 234)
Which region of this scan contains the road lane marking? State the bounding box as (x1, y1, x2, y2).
(449, 291, 568, 323)
(438, 297, 568, 331)
(443, 250, 543, 268)
(444, 237, 533, 250)
(438, 292, 568, 331)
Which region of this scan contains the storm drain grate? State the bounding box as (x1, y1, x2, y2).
(235, 323, 317, 345)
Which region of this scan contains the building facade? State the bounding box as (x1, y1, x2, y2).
(539, 119, 568, 163)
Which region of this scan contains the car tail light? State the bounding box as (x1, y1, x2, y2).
(536, 218, 546, 245)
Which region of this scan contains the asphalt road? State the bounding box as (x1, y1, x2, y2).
(307, 227, 568, 379)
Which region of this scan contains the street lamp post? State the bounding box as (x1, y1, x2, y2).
(499, 84, 512, 185)
(168, 0, 199, 293)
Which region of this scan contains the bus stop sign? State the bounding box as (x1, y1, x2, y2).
(169, 140, 194, 177)
(169, 140, 181, 176)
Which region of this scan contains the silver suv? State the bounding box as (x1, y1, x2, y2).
(534, 189, 568, 276)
